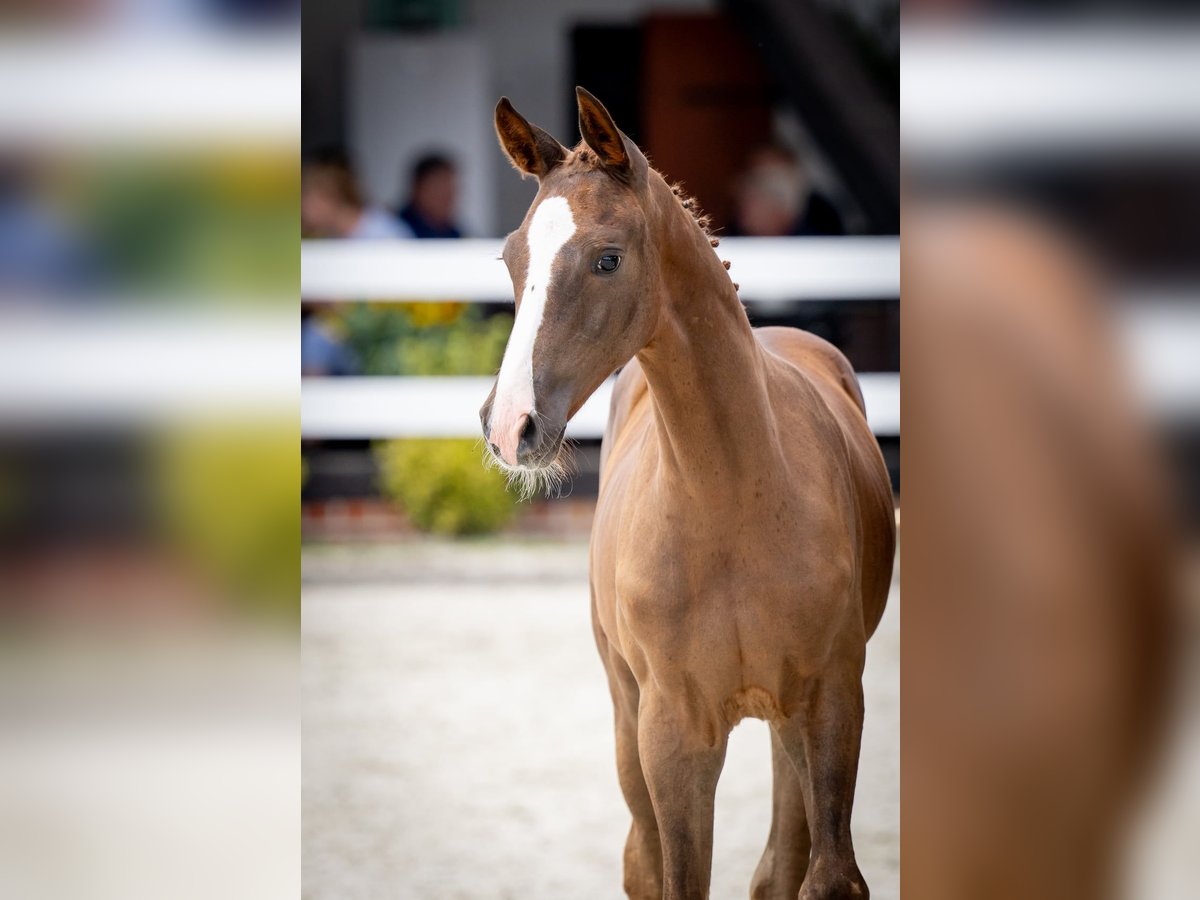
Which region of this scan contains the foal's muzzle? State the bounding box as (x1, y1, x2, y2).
(479, 398, 565, 469)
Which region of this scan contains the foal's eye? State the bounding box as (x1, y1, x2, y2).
(595, 254, 621, 274)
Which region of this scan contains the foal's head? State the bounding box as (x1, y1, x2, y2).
(480, 88, 669, 494)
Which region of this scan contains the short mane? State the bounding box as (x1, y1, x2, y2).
(565, 143, 716, 241)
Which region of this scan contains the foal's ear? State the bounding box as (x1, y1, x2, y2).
(495, 97, 566, 179)
(576, 86, 644, 182)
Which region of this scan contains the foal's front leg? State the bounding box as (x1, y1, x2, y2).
(637, 690, 729, 900)
(593, 614, 662, 898)
(604, 657, 663, 898)
(783, 667, 869, 900)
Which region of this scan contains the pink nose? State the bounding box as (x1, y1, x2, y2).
(489, 412, 530, 467)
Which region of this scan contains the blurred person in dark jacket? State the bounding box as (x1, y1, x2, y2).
(730, 144, 845, 237)
(394, 153, 463, 239)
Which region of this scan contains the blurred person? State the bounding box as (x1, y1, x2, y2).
(394, 152, 463, 239)
(730, 144, 844, 237)
(0, 153, 97, 296)
(301, 145, 411, 240)
(301, 303, 356, 376)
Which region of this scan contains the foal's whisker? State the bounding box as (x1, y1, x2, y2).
(483, 443, 573, 502)
(554, 438, 580, 500)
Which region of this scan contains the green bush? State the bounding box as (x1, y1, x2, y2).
(337, 303, 513, 376)
(375, 438, 517, 536)
(341, 305, 521, 535)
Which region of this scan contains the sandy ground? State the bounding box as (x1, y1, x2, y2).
(303, 541, 899, 900)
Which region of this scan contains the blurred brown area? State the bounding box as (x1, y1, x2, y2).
(903, 198, 1182, 899)
(641, 12, 773, 234)
(902, 10, 1198, 899)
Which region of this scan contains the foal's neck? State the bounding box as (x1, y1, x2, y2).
(635, 179, 777, 487)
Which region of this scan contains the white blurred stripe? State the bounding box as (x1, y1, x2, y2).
(859, 373, 901, 437)
(903, 25, 1200, 159)
(0, 309, 296, 424)
(1118, 299, 1200, 421)
(2, 301, 1190, 436)
(300, 237, 901, 302)
(300, 377, 610, 440)
(0, 33, 299, 144)
(300, 374, 902, 439)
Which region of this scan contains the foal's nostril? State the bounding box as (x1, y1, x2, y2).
(514, 414, 543, 464)
(519, 415, 537, 446)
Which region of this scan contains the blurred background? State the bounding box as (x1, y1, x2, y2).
(0, 3, 299, 900)
(902, 4, 1200, 900)
(2, 0, 1194, 897)
(299, 1, 901, 898)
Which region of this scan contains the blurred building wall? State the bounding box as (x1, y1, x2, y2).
(465, 0, 714, 232)
(641, 12, 773, 231)
(351, 33, 494, 235)
(305, 0, 723, 234)
(302, 0, 365, 150)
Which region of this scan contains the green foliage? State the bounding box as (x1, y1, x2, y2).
(158, 421, 299, 621)
(375, 438, 517, 536)
(341, 305, 519, 535)
(78, 153, 297, 299)
(337, 303, 513, 376)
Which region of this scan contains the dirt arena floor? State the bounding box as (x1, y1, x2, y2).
(301, 539, 900, 900)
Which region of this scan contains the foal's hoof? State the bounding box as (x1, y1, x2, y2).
(798, 858, 868, 900)
(798, 879, 867, 900)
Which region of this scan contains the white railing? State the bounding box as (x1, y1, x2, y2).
(299, 238, 902, 440)
(301, 373, 902, 439)
(301, 237, 901, 302)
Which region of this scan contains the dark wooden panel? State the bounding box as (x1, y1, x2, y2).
(570, 25, 644, 145)
(641, 12, 774, 232)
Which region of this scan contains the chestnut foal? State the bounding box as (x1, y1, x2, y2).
(480, 89, 894, 900)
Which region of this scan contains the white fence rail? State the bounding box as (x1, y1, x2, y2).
(301, 237, 901, 302)
(301, 373, 902, 440)
(300, 237, 903, 440)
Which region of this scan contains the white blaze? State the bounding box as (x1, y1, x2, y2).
(493, 195, 576, 434)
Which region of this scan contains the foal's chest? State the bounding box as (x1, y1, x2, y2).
(603, 483, 823, 607)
